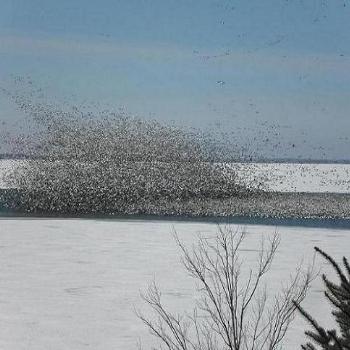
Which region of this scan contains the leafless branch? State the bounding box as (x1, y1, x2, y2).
(139, 226, 315, 350)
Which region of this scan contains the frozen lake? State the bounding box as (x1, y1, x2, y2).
(1, 159, 350, 193)
(233, 162, 350, 193)
(0, 218, 349, 349)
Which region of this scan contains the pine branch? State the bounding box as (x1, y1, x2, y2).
(343, 258, 350, 280)
(315, 247, 348, 287)
(296, 247, 350, 350)
(293, 301, 328, 340)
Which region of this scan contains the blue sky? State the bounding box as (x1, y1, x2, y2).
(0, 0, 349, 159)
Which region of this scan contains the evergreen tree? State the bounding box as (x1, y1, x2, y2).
(294, 247, 350, 350)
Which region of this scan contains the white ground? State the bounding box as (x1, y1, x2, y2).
(233, 162, 350, 193)
(1, 159, 350, 193)
(0, 159, 19, 189)
(0, 218, 349, 349)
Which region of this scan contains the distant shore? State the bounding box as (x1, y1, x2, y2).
(1, 154, 349, 164)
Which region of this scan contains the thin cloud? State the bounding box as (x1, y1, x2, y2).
(1, 33, 349, 75)
(0, 34, 192, 61)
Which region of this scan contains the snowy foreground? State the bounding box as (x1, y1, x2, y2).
(0, 218, 349, 350)
(1, 159, 350, 193)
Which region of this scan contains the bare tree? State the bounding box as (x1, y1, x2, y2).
(138, 226, 315, 350)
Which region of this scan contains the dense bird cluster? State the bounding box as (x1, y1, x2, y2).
(3, 95, 250, 215)
(4, 79, 349, 219)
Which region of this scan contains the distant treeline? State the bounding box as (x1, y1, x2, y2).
(244, 158, 350, 164)
(1, 153, 349, 164)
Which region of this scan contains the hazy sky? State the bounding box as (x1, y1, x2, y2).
(0, 0, 349, 159)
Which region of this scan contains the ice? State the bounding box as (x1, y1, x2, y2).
(234, 162, 350, 193)
(0, 218, 349, 349)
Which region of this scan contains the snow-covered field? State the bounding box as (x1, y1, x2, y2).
(233, 162, 350, 193)
(0, 218, 349, 349)
(1, 159, 350, 193)
(0, 160, 17, 189)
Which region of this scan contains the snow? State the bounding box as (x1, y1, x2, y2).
(234, 162, 350, 193)
(1, 159, 350, 193)
(0, 160, 19, 189)
(0, 218, 349, 349)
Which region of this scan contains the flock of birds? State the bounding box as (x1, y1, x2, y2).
(3, 91, 253, 214)
(1, 80, 349, 218)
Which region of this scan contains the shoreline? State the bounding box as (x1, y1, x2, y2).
(1, 212, 350, 230)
